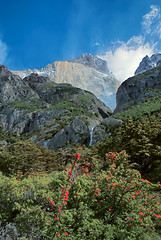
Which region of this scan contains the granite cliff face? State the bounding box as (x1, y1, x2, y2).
(114, 65, 161, 113)
(135, 53, 161, 75)
(0, 65, 112, 150)
(12, 54, 120, 109)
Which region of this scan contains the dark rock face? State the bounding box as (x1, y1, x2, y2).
(40, 118, 89, 151)
(135, 53, 161, 75)
(114, 66, 161, 113)
(24, 73, 51, 91)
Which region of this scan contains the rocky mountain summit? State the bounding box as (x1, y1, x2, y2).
(114, 64, 161, 113)
(71, 53, 115, 77)
(0, 65, 113, 150)
(12, 54, 120, 109)
(135, 53, 161, 75)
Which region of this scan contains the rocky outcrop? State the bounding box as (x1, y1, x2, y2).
(0, 65, 38, 103)
(12, 53, 120, 109)
(135, 53, 161, 75)
(102, 117, 123, 129)
(114, 66, 161, 113)
(116, 68, 161, 113)
(24, 73, 84, 103)
(39, 118, 89, 151)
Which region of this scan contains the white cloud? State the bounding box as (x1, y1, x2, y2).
(99, 36, 154, 82)
(98, 5, 161, 82)
(142, 5, 161, 47)
(0, 38, 8, 64)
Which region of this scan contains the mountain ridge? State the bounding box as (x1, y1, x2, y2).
(135, 53, 161, 75)
(11, 54, 120, 109)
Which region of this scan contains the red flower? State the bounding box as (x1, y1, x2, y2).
(75, 153, 81, 160)
(56, 233, 60, 236)
(65, 232, 68, 236)
(50, 201, 55, 205)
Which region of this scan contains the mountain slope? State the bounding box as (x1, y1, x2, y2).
(114, 65, 161, 113)
(12, 54, 120, 109)
(0, 65, 112, 150)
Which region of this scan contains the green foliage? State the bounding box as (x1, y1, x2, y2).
(95, 117, 161, 182)
(51, 99, 78, 110)
(0, 140, 64, 176)
(41, 82, 57, 88)
(9, 99, 44, 113)
(0, 151, 160, 239)
(0, 126, 20, 143)
(77, 94, 93, 105)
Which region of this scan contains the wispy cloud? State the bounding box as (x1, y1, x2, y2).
(99, 5, 161, 82)
(142, 5, 161, 34)
(0, 38, 8, 64)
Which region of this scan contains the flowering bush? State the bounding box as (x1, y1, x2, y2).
(0, 150, 160, 239)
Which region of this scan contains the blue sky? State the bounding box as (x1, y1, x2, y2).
(0, 0, 161, 81)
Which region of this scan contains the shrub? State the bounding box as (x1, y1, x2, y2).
(0, 140, 63, 176)
(0, 150, 160, 239)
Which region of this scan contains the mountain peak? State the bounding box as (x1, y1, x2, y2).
(135, 53, 161, 75)
(0, 65, 11, 75)
(71, 53, 115, 77)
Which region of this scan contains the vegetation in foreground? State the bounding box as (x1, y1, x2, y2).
(0, 150, 161, 239)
